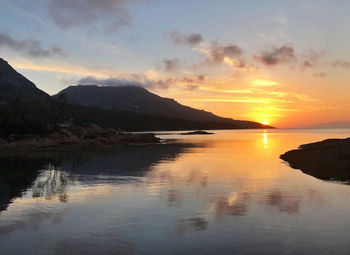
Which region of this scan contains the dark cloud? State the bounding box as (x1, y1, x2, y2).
(208, 42, 243, 63)
(313, 72, 326, 78)
(300, 50, 322, 69)
(181, 77, 194, 83)
(180, 75, 205, 84)
(301, 60, 313, 69)
(178, 75, 205, 91)
(197, 74, 205, 81)
(77, 75, 172, 89)
(0, 32, 66, 58)
(160, 58, 180, 72)
(255, 44, 296, 66)
(201, 42, 246, 70)
(332, 59, 350, 69)
(47, 0, 150, 33)
(168, 30, 204, 46)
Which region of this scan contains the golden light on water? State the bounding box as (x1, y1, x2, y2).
(263, 130, 268, 149)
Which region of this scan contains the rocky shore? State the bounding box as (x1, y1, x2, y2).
(280, 137, 350, 183)
(0, 124, 160, 152)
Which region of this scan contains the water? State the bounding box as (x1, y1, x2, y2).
(1, 129, 350, 254)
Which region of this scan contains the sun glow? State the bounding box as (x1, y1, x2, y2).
(262, 120, 269, 125)
(252, 80, 279, 87)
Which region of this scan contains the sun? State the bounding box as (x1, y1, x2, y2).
(262, 120, 269, 125)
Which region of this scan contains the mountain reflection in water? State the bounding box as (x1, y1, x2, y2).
(1, 129, 350, 254)
(0, 143, 195, 211)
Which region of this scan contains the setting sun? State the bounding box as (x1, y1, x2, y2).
(262, 120, 269, 125)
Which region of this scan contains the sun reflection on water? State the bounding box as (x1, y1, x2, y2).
(263, 130, 268, 149)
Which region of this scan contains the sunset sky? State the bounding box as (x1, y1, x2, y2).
(0, 0, 349, 128)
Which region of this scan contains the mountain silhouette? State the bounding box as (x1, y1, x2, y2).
(0, 57, 272, 131)
(58, 85, 233, 122)
(0, 58, 49, 105)
(57, 85, 271, 129)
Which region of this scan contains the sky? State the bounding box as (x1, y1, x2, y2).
(0, 0, 349, 128)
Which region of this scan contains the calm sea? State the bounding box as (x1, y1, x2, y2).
(1, 129, 350, 254)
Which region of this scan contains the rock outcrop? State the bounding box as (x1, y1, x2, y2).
(0, 124, 160, 152)
(181, 130, 214, 135)
(280, 138, 350, 183)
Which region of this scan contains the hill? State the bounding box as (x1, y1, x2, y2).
(57, 85, 272, 130)
(58, 85, 233, 122)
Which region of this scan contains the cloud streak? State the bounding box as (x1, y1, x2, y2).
(76, 73, 206, 91)
(47, 0, 150, 33)
(168, 30, 204, 46)
(159, 58, 180, 72)
(77, 75, 171, 89)
(332, 60, 350, 69)
(0, 32, 66, 58)
(300, 50, 322, 69)
(313, 72, 326, 78)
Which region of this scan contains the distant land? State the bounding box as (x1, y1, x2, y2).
(57, 85, 274, 128)
(0, 57, 272, 138)
(58, 85, 229, 123)
(298, 121, 350, 129)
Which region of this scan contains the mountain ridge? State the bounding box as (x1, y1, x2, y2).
(0, 58, 49, 105)
(57, 84, 232, 123)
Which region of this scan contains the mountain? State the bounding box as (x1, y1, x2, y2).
(56, 104, 272, 131)
(0, 58, 49, 105)
(0, 57, 271, 134)
(58, 85, 228, 122)
(57, 85, 267, 127)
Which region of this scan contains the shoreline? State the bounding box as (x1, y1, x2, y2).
(0, 124, 160, 153)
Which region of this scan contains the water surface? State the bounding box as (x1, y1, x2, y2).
(1, 129, 350, 254)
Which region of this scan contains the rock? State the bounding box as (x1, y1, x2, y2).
(280, 137, 350, 183)
(181, 130, 214, 135)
